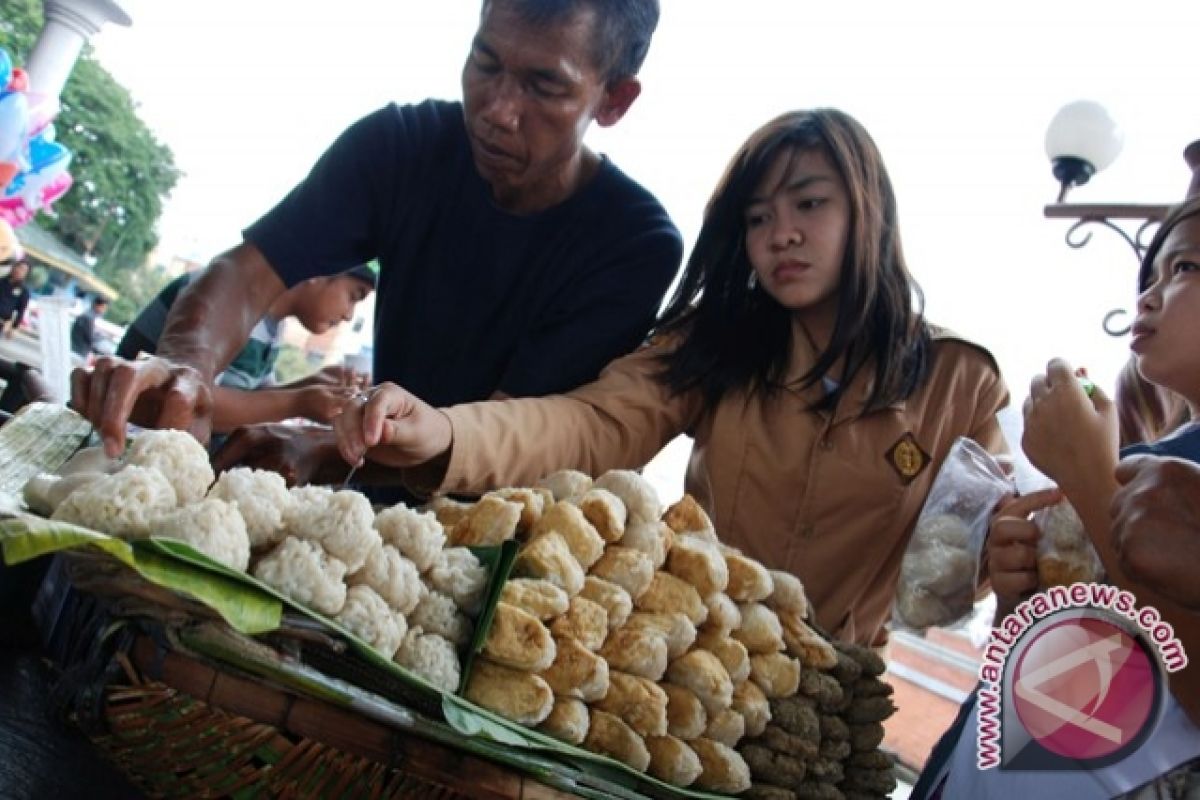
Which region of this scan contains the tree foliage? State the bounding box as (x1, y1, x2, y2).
(2, 0, 181, 323)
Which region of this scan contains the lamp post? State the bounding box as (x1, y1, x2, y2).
(1041, 100, 1186, 336)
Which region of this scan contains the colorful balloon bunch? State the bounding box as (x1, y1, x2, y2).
(0, 47, 74, 228)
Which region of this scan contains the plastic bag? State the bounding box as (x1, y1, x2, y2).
(1033, 499, 1103, 587)
(894, 437, 1012, 631)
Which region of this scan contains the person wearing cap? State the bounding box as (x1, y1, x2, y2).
(0, 258, 32, 339)
(116, 264, 376, 431)
(69, 0, 682, 491)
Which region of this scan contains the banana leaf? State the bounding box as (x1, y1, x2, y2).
(0, 402, 92, 502)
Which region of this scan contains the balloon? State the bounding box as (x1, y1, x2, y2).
(0, 50, 11, 92)
(25, 92, 60, 137)
(0, 161, 17, 193)
(27, 134, 68, 173)
(0, 92, 30, 162)
(7, 68, 28, 94)
(0, 197, 34, 227)
(39, 171, 72, 207)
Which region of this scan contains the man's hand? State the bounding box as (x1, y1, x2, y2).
(1111, 454, 1200, 611)
(1, 320, 13, 338)
(212, 423, 343, 487)
(1022, 359, 1119, 488)
(299, 384, 357, 424)
(70, 355, 213, 457)
(333, 382, 452, 469)
(987, 488, 1062, 621)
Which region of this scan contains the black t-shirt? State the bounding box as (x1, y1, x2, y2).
(243, 100, 682, 408)
(0, 277, 30, 328)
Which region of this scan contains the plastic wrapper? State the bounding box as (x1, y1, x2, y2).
(893, 436, 1011, 631)
(1034, 499, 1104, 587)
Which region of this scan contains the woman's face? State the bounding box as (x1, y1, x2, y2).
(1133, 213, 1200, 403)
(743, 147, 850, 332)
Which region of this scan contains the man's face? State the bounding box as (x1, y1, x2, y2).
(9, 262, 29, 283)
(462, 1, 633, 213)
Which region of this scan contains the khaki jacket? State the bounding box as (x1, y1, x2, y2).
(442, 328, 1008, 646)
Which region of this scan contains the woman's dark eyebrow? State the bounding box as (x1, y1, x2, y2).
(748, 175, 833, 205)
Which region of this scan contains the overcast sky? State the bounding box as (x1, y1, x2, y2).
(82, 0, 1200, 424)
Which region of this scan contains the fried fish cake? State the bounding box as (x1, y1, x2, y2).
(767, 569, 810, 618)
(636, 571, 707, 625)
(549, 595, 609, 651)
(487, 487, 547, 535)
(626, 611, 697, 660)
(513, 531, 585, 596)
(661, 682, 708, 741)
(537, 696, 590, 745)
(584, 710, 651, 772)
(646, 734, 703, 788)
(589, 545, 655, 600)
(662, 494, 715, 538)
(500, 577, 570, 621)
(666, 649, 733, 714)
(449, 495, 523, 546)
(593, 671, 669, 737)
(725, 553, 775, 602)
(465, 659, 553, 726)
(666, 536, 728, 597)
(779, 609, 838, 669)
(483, 602, 556, 672)
(749, 652, 802, 698)
(700, 593, 742, 638)
(689, 737, 752, 794)
(577, 488, 627, 543)
(731, 678, 771, 737)
(539, 635, 610, 702)
(621, 519, 674, 569)
(579, 575, 633, 630)
(599, 624, 670, 681)
(733, 602, 785, 654)
(532, 500, 605, 569)
(703, 707, 746, 748)
(695, 628, 751, 683)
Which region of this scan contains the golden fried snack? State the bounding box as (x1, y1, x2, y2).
(532, 500, 605, 569)
(646, 734, 703, 788)
(731, 678, 771, 737)
(663, 493, 714, 536)
(487, 488, 547, 535)
(690, 737, 752, 794)
(661, 682, 707, 740)
(449, 495, 523, 546)
(593, 470, 661, 524)
(584, 710, 651, 772)
(483, 602, 557, 672)
(703, 707, 746, 748)
(500, 577, 570, 621)
(665, 536, 728, 597)
(767, 569, 809, 617)
(426, 495, 472, 530)
(465, 659, 554, 726)
(513, 531, 585, 596)
(779, 610, 838, 669)
(594, 671, 669, 737)
(549, 596, 609, 651)
(579, 576, 633, 630)
(667, 650, 733, 714)
(621, 519, 674, 568)
(577, 488, 627, 543)
(636, 571, 707, 625)
(539, 635, 610, 702)
(700, 593, 742, 638)
(750, 652, 802, 698)
(725, 552, 774, 602)
(626, 611, 697, 660)
(733, 602, 785, 654)
(598, 624, 669, 681)
(537, 696, 589, 745)
(537, 469, 592, 502)
(695, 628, 751, 683)
(532, 487, 555, 511)
(589, 545, 655, 600)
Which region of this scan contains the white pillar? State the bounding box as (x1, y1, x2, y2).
(23, 0, 131, 99)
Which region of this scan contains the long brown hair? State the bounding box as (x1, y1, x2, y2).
(656, 109, 930, 411)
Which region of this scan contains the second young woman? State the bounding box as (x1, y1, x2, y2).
(336, 109, 1010, 648)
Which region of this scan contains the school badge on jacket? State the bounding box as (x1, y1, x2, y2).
(886, 432, 929, 484)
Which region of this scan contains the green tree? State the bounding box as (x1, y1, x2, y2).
(2, 0, 181, 324)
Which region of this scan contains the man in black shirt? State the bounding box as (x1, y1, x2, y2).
(69, 296, 109, 357)
(71, 0, 682, 492)
(0, 259, 32, 339)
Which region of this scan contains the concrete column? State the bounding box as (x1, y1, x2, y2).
(23, 0, 131, 99)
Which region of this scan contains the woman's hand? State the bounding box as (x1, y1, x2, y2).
(334, 382, 452, 469)
(987, 488, 1062, 622)
(1022, 358, 1118, 489)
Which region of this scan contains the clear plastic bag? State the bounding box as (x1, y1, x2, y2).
(894, 437, 1013, 631)
(1033, 499, 1104, 587)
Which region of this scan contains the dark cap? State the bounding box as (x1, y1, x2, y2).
(343, 263, 378, 288)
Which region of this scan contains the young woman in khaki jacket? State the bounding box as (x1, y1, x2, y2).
(336, 109, 1010, 648)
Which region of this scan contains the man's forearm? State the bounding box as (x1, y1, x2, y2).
(211, 386, 304, 433)
(158, 243, 284, 382)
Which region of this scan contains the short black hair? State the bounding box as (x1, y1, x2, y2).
(92, 296, 109, 308)
(488, 0, 660, 83)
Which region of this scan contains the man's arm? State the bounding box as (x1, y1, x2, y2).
(210, 384, 353, 433)
(70, 242, 285, 455)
